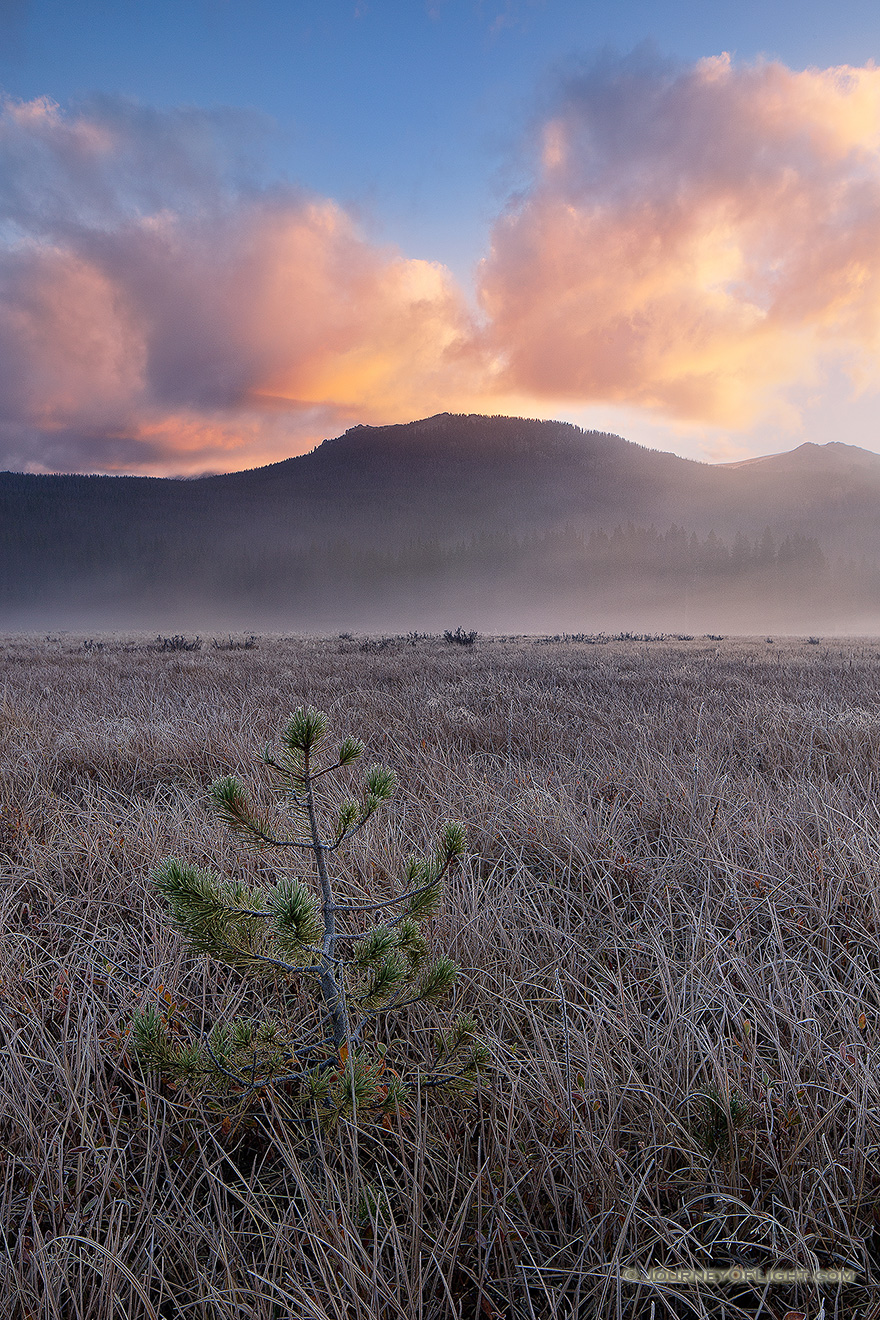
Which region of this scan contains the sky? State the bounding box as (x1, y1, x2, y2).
(2, 0, 880, 475)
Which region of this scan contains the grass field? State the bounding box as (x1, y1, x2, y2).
(2, 631, 880, 1319)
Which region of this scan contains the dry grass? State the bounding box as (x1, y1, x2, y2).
(2, 631, 880, 1318)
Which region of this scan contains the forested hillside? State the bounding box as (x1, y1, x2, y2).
(3, 413, 880, 630)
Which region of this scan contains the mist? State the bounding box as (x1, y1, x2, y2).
(4, 413, 880, 640)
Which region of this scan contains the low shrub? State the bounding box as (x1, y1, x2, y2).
(443, 627, 478, 646)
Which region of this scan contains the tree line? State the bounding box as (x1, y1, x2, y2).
(0, 516, 864, 621)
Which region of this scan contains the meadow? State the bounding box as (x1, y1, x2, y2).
(1, 631, 879, 1319)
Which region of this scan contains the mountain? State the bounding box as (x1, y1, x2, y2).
(2, 414, 879, 631)
(717, 441, 880, 558)
(721, 439, 880, 474)
(195, 412, 721, 543)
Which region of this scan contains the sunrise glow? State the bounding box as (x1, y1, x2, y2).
(3, 4, 880, 473)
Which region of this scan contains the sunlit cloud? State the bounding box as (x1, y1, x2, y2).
(479, 50, 880, 427)
(7, 54, 880, 475)
(0, 95, 486, 474)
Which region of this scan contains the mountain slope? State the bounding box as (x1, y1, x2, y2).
(2, 413, 879, 629)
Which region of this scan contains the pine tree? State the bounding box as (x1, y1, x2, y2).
(130, 706, 486, 1126)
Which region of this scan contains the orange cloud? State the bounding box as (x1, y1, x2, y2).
(0, 96, 485, 473)
(479, 52, 880, 425)
(8, 60, 880, 475)
(226, 202, 481, 417)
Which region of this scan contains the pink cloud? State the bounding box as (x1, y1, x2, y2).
(7, 58, 880, 475)
(0, 96, 484, 473)
(479, 51, 880, 425)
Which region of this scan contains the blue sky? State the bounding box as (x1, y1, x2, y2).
(2, 1, 880, 473)
(4, 0, 879, 278)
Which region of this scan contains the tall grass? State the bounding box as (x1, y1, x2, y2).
(1, 632, 879, 1317)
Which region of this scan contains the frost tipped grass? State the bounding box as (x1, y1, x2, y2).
(1, 633, 880, 1317)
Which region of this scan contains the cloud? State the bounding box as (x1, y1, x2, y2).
(8, 56, 880, 475)
(478, 49, 880, 425)
(0, 95, 484, 473)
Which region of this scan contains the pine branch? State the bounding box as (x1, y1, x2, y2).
(419, 1058, 486, 1091)
(203, 1029, 324, 1097)
(358, 951, 408, 1010)
(352, 926, 398, 968)
(267, 877, 322, 958)
(308, 739, 365, 782)
(332, 878, 439, 916)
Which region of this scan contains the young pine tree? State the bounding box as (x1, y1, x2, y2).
(130, 706, 485, 1126)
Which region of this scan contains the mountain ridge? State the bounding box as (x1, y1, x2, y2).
(2, 412, 879, 630)
(5, 413, 874, 484)
(718, 439, 880, 473)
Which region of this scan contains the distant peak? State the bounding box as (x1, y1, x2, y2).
(719, 439, 880, 470)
